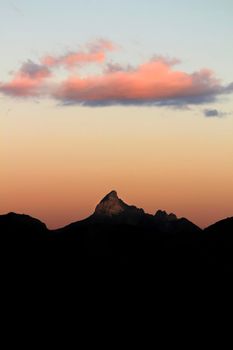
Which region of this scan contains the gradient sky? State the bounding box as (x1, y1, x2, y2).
(1, 0, 233, 228)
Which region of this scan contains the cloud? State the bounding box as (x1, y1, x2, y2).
(203, 109, 229, 118)
(0, 41, 232, 108)
(9, 1, 24, 16)
(54, 59, 231, 107)
(42, 39, 115, 68)
(20, 60, 50, 79)
(0, 60, 51, 97)
(204, 109, 221, 117)
(104, 62, 135, 74)
(223, 82, 233, 94)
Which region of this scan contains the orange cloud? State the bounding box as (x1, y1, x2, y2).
(42, 39, 115, 68)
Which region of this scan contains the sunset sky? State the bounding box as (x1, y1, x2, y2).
(1, 0, 233, 228)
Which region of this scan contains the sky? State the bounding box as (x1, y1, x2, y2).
(1, 0, 233, 228)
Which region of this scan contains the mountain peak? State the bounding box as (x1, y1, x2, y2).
(94, 190, 126, 217)
(94, 191, 145, 220)
(101, 190, 118, 201)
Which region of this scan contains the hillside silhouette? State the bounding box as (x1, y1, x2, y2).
(1, 190, 233, 276)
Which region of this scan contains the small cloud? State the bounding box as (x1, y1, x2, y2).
(104, 62, 135, 74)
(86, 38, 116, 53)
(9, 1, 24, 16)
(223, 82, 233, 94)
(0, 60, 51, 97)
(203, 109, 227, 118)
(20, 60, 50, 79)
(41, 38, 115, 68)
(151, 55, 181, 66)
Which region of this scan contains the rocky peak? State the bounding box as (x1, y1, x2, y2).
(94, 191, 144, 218)
(95, 191, 128, 217)
(102, 190, 118, 201)
(154, 210, 177, 222)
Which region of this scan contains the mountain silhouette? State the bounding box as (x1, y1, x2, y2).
(0, 212, 47, 241)
(0, 190, 232, 276)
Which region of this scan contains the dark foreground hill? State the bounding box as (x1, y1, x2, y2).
(0, 191, 232, 277)
(2, 193, 231, 340)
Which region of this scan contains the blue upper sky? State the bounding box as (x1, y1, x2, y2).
(1, 0, 233, 82)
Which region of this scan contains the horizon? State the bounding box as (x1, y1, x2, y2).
(0, 189, 231, 230)
(1, 1, 233, 229)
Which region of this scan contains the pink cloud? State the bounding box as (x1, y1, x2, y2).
(0, 60, 51, 97)
(54, 59, 223, 106)
(0, 43, 232, 107)
(43, 51, 106, 67)
(42, 39, 115, 68)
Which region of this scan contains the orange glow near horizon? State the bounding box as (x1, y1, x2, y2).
(1, 101, 233, 229)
